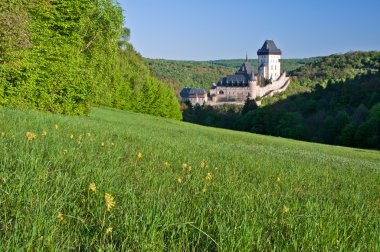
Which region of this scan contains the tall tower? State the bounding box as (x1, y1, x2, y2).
(257, 40, 282, 80)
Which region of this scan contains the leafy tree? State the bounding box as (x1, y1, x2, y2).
(242, 97, 258, 115)
(0, 0, 182, 119)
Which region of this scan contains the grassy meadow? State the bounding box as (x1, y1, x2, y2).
(0, 107, 379, 251)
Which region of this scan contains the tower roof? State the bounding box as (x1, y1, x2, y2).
(217, 60, 255, 86)
(236, 62, 253, 76)
(257, 40, 282, 55)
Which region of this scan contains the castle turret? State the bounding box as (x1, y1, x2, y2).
(257, 40, 282, 80)
(248, 73, 257, 99)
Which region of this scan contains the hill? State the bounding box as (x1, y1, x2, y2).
(210, 57, 319, 71)
(183, 51, 380, 149)
(145, 59, 234, 93)
(146, 58, 318, 91)
(1, 107, 379, 250)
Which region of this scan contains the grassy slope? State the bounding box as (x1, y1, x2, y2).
(0, 107, 379, 250)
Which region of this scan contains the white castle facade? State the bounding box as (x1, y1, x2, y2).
(180, 40, 290, 106)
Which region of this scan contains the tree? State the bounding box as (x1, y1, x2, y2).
(242, 97, 258, 115)
(0, 0, 182, 119)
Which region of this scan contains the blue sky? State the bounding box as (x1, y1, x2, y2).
(119, 0, 380, 60)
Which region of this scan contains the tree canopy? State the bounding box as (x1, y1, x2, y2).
(0, 0, 182, 120)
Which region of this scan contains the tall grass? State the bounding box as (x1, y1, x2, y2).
(0, 107, 379, 250)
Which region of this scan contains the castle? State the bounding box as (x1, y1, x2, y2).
(181, 40, 290, 106)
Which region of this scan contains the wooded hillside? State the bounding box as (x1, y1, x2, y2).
(146, 58, 318, 92)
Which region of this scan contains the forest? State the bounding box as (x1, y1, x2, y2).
(146, 58, 318, 92)
(0, 0, 182, 120)
(183, 52, 380, 149)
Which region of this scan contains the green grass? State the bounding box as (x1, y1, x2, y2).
(0, 107, 379, 251)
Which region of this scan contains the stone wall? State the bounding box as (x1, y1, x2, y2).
(257, 73, 289, 97)
(181, 95, 208, 105)
(210, 86, 250, 102)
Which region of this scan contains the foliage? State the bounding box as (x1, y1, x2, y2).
(146, 58, 319, 92)
(289, 51, 380, 88)
(146, 59, 234, 92)
(0, 107, 379, 250)
(242, 97, 258, 115)
(209, 58, 319, 72)
(0, 0, 181, 119)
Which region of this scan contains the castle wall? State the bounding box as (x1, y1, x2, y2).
(181, 95, 208, 105)
(210, 86, 250, 102)
(257, 72, 289, 97)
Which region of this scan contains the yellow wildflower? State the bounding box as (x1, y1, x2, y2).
(41, 130, 48, 136)
(87, 133, 91, 137)
(277, 177, 281, 182)
(177, 176, 183, 184)
(202, 187, 207, 193)
(100, 142, 105, 147)
(200, 160, 207, 168)
(26, 132, 37, 141)
(182, 163, 187, 169)
(187, 165, 192, 172)
(70, 134, 74, 139)
(89, 182, 96, 192)
(104, 193, 115, 211)
(106, 227, 113, 234)
(163, 162, 171, 169)
(283, 205, 289, 214)
(205, 172, 213, 181)
(136, 152, 143, 160)
(1, 132, 5, 137)
(57, 212, 64, 222)
(54, 124, 59, 129)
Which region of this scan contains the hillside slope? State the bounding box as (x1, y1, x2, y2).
(146, 58, 318, 91)
(0, 107, 379, 250)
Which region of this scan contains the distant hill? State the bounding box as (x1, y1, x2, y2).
(146, 58, 319, 92)
(209, 57, 319, 71)
(145, 59, 234, 93)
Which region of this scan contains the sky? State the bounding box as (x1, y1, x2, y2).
(119, 0, 380, 60)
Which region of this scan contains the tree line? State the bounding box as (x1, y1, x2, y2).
(146, 58, 318, 93)
(0, 0, 182, 120)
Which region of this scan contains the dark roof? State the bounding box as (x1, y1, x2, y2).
(180, 88, 206, 97)
(217, 61, 255, 86)
(257, 40, 282, 55)
(236, 62, 253, 76)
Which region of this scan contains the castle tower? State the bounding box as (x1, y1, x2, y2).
(248, 74, 257, 99)
(257, 40, 282, 80)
